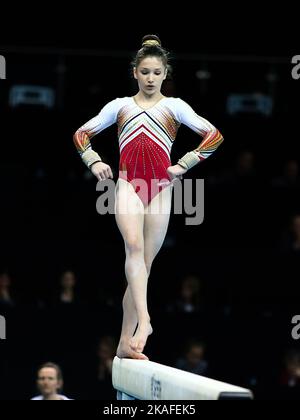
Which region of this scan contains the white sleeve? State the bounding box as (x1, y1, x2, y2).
(174, 98, 216, 138)
(73, 98, 121, 155)
(174, 98, 224, 163)
(80, 99, 119, 135)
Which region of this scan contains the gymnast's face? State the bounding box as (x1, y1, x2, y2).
(134, 56, 167, 97)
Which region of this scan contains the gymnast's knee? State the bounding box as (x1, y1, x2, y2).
(125, 240, 144, 256)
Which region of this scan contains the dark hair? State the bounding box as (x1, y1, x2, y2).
(37, 362, 64, 391)
(131, 34, 171, 71)
(184, 339, 206, 354)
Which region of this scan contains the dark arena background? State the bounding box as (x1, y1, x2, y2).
(1, 12, 300, 401)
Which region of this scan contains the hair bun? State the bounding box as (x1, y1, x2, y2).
(141, 35, 161, 48)
(142, 39, 160, 47)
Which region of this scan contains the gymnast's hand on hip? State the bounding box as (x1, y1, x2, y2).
(167, 164, 187, 181)
(157, 165, 187, 187)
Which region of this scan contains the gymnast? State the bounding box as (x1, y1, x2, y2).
(73, 34, 224, 361)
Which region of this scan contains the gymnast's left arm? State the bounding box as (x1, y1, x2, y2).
(174, 98, 224, 171)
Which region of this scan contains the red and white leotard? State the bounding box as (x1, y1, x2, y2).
(73, 96, 224, 206)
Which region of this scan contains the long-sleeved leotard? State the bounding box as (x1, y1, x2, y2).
(73, 97, 224, 206)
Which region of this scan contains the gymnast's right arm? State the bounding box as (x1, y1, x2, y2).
(73, 99, 119, 181)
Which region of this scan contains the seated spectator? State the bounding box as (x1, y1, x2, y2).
(96, 335, 117, 381)
(85, 335, 117, 400)
(31, 362, 72, 400)
(279, 349, 300, 387)
(272, 159, 300, 191)
(0, 270, 15, 308)
(59, 270, 77, 304)
(175, 339, 209, 376)
(166, 275, 204, 314)
(52, 270, 81, 307)
(281, 214, 300, 253)
(220, 150, 258, 188)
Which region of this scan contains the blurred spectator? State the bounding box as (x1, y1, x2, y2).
(97, 335, 117, 381)
(87, 336, 117, 399)
(272, 159, 300, 191)
(290, 215, 300, 251)
(52, 270, 81, 306)
(220, 150, 258, 188)
(281, 214, 300, 253)
(279, 349, 300, 387)
(59, 270, 77, 304)
(236, 150, 256, 177)
(0, 271, 15, 308)
(95, 276, 124, 312)
(167, 275, 204, 314)
(175, 339, 209, 376)
(31, 362, 72, 400)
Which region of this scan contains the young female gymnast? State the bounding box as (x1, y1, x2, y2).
(73, 34, 224, 360)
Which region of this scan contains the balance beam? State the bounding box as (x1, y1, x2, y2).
(112, 357, 253, 400)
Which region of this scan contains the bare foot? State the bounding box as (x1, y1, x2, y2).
(117, 340, 149, 360)
(129, 321, 153, 353)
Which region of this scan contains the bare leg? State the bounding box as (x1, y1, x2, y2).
(125, 247, 153, 353)
(129, 184, 172, 352)
(117, 286, 148, 359)
(120, 286, 138, 339)
(115, 179, 152, 356)
(115, 180, 172, 356)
